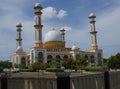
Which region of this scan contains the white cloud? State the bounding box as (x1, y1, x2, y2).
(42, 7, 67, 20)
(42, 7, 57, 20)
(57, 10, 67, 19)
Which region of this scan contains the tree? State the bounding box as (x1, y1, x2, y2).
(0, 67, 3, 72)
(49, 60, 61, 68)
(107, 53, 120, 69)
(76, 55, 88, 66)
(62, 55, 88, 71)
(32, 62, 49, 71)
(62, 58, 76, 69)
(0, 60, 12, 68)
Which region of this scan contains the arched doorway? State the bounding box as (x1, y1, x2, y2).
(21, 57, 26, 67)
(90, 55, 95, 63)
(85, 55, 89, 63)
(38, 52, 43, 62)
(47, 55, 53, 63)
(98, 53, 102, 65)
(56, 55, 61, 62)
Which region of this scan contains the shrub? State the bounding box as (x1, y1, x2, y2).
(21, 68, 33, 72)
(83, 66, 103, 71)
(32, 62, 49, 71)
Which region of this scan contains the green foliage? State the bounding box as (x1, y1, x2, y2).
(46, 68, 63, 72)
(0, 67, 3, 72)
(21, 68, 33, 72)
(83, 66, 103, 71)
(76, 55, 88, 66)
(14, 64, 27, 69)
(49, 61, 61, 68)
(107, 53, 120, 69)
(40, 62, 50, 69)
(14, 64, 19, 68)
(32, 62, 41, 71)
(32, 62, 49, 71)
(62, 59, 76, 69)
(62, 55, 88, 70)
(0, 60, 12, 68)
(103, 58, 107, 65)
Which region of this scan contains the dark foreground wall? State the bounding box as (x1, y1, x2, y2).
(0, 71, 120, 89)
(0, 76, 57, 89)
(69, 71, 120, 89)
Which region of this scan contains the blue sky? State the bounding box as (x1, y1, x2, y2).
(0, 0, 120, 60)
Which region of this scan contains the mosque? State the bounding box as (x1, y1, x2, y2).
(12, 3, 103, 67)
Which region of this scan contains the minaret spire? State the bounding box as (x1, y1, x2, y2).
(34, 3, 43, 48)
(89, 13, 98, 51)
(60, 29, 65, 47)
(60, 29, 65, 42)
(16, 22, 23, 51)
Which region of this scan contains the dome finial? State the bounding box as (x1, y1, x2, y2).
(89, 13, 96, 18)
(16, 22, 22, 27)
(35, 3, 40, 7)
(72, 44, 78, 50)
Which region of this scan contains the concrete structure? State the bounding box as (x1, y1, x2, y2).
(1, 71, 120, 89)
(12, 3, 103, 67)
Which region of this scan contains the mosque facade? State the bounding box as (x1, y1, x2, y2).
(12, 3, 103, 67)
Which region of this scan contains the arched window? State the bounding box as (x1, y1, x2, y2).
(56, 55, 61, 60)
(85, 55, 89, 63)
(98, 53, 102, 65)
(98, 53, 101, 57)
(85, 55, 88, 59)
(47, 55, 53, 60)
(31, 51, 34, 63)
(38, 52, 43, 62)
(90, 55, 95, 63)
(21, 57, 26, 66)
(16, 56, 18, 64)
(63, 55, 68, 60)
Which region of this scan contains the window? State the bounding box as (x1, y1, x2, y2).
(38, 52, 43, 62)
(85, 55, 89, 63)
(56, 55, 61, 60)
(90, 55, 95, 63)
(98, 53, 102, 65)
(21, 57, 26, 67)
(47, 55, 53, 60)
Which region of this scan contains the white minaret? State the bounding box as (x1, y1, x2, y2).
(60, 29, 65, 41)
(89, 13, 98, 51)
(16, 23, 23, 51)
(34, 3, 43, 48)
